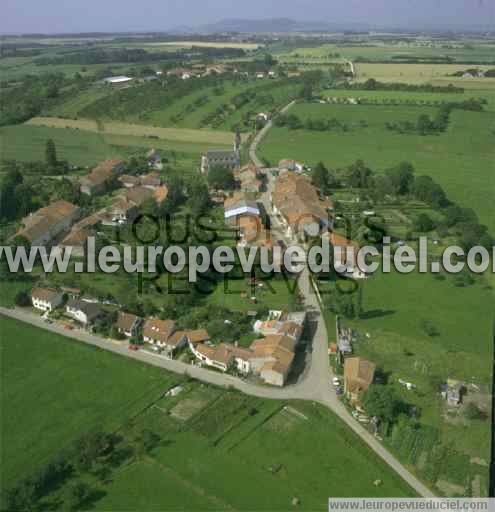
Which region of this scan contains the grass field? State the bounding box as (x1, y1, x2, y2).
(259, 103, 495, 233)
(0, 316, 179, 488)
(27, 116, 241, 145)
(0, 124, 124, 166)
(0, 317, 414, 509)
(0, 121, 231, 168)
(317, 266, 493, 494)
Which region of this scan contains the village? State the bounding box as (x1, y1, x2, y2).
(9, 128, 471, 432)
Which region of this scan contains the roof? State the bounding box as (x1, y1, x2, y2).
(32, 287, 61, 302)
(272, 173, 333, 231)
(66, 299, 103, 319)
(143, 318, 176, 344)
(15, 200, 80, 243)
(81, 159, 123, 188)
(167, 331, 187, 348)
(124, 186, 154, 206)
(116, 312, 140, 331)
(250, 334, 296, 357)
(153, 185, 168, 204)
(206, 150, 239, 160)
(344, 357, 376, 394)
(184, 329, 210, 344)
(103, 75, 133, 83)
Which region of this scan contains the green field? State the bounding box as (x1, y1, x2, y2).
(0, 316, 178, 488)
(317, 266, 493, 494)
(259, 103, 495, 232)
(0, 123, 219, 169)
(0, 316, 414, 509)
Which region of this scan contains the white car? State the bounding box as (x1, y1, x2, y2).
(332, 377, 341, 386)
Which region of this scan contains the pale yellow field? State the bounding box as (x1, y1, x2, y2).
(26, 117, 246, 145)
(354, 63, 495, 85)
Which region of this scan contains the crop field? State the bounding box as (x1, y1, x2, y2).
(275, 42, 495, 64)
(259, 103, 495, 232)
(0, 318, 414, 509)
(354, 63, 495, 86)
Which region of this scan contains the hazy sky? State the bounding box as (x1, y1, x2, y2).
(2, 0, 494, 34)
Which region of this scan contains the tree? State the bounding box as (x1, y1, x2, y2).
(385, 161, 415, 195)
(45, 139, 58, 169)
(364, 384, 404, 423)
(188, 180, 210, 216)
(347, 160, 372, 188)
(64, 482, 92, 511)
(416, 114, 433, 135)
(414, 213, 435, 232)
(15, 290, 31, 307)
(207, 167, 235, 190)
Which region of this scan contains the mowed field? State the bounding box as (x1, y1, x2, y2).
(259, 102, 495, 232)
(26, 116, 241, 145)
(0, 121, 231, 169)
(0, 316, 414, 509)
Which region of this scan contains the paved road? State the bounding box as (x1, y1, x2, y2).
(248, 113, 435, 498)
(249, 100, 296, 167)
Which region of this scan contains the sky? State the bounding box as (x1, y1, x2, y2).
(2, 0, 494, 34)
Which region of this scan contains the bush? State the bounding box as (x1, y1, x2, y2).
(15, 290, 31, 307)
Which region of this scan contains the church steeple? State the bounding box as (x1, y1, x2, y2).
(234, 129, 241, 153)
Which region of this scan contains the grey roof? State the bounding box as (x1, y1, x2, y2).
(66, 299, 103, 319)
(207, 150, 239, 160)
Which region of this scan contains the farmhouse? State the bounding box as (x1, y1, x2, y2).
(324, 232, 367, 279)
(31, 288, 64, 312)
(65, 299, 104, 326)
(278, 159, 304, 172)
(80, 159, 125, 196)
(143, 318, 176, 348)
(184, 329, 210, 346)
(59, 212, 103, 256)
(146, 150, 163, 170)
(116, 312, 142, 338)
(192, 342, 252, 374)
(13, 200, 81, 246)
(271, 173, 333, 241)
(162, 331, 189, 357)
(235, 163, 262, 193)
(224, 193, 261, 220)
(343, 357, 376, 402)
(102, 75, 134, 86)
(250, 335, 296, 386)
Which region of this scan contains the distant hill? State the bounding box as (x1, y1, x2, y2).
(183, 18, 371, 34)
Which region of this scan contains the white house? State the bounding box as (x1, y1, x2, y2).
(65, 299, 103, 326)
(116, 312, 142, 338)
(31, 288, 63, 312)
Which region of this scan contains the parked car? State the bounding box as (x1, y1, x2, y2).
(128, 344, 139, 351)
(332, 377, 341, 386)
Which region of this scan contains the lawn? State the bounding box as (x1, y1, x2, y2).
(259, 103, 495, 232)
(0, 317, 415, 510)
(0, 316, 180, 488)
